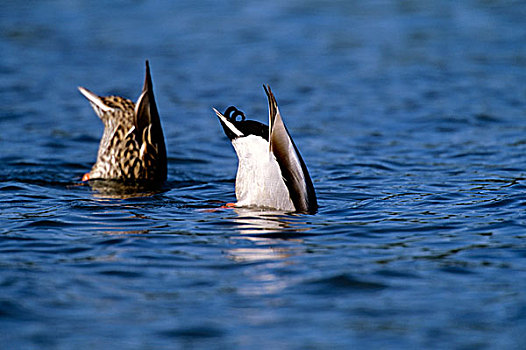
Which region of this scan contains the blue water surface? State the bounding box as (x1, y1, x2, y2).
(2, 0, 526, 349)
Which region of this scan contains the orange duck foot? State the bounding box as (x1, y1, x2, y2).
(201, 203, 236, 212)
(82, 173, 90, 181)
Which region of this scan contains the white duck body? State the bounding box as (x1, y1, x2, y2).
(232, 134, 295, 211)
(213, 85, 317, 214)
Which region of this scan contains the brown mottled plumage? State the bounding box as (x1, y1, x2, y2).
(79, 61, 167, 183)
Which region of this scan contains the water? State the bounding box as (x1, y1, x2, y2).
(2, 0, 526, 348)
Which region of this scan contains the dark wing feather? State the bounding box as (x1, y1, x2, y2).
(264, 85, 317, 214)
(134, 60, 167, 182)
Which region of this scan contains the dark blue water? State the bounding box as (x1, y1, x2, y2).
(2, 0, 526, 348)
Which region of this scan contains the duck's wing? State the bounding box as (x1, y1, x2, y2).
(264, 85, 317, 214)
(134, 60, 167, 181)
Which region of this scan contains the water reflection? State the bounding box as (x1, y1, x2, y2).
(226, 208, 311, 296)
(227, 236, 299, 263)
(225, 208, 311, 262)
(229, 208, 313, 237)
(225, 208, 311, 295)
(86, 179, 165, 199)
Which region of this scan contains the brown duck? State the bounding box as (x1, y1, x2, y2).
(79, 61, 167, 184)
